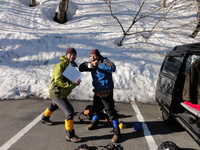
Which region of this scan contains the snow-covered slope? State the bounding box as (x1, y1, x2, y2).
(0, 0, 199, 102)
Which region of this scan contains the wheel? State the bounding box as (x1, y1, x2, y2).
(162, 110, 175, 125)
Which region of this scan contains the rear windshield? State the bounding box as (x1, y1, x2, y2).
(162, 56, 182, 78)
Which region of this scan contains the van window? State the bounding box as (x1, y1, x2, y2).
(162, 56, 182, 78)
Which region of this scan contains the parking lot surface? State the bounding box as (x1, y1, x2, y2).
(0, 99, 199, 150)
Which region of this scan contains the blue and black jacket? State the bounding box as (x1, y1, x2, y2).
(79, 56, 116, 91)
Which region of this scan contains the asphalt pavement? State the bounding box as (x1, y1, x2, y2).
(0, 99, 199, 150)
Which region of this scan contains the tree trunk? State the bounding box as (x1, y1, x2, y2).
(30, 0, 37, 7)
(161, 0, 166, 8)
(189, 0, 200, 38)
(54, 0, 69, 24)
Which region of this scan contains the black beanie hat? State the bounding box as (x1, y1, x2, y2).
(90, 49, 100, 56)
(66, 48, 77, 55)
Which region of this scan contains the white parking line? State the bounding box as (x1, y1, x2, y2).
(131, 102, 158, 150)
(0, 113, 43, 150)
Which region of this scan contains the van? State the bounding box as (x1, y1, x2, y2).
(155, 43, 200, 145)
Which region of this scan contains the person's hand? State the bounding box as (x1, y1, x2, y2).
(84, 62, 89, 66)
(75, 79, 81, 86)
(91, 60, 98, 67)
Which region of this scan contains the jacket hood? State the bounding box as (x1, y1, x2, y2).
(59, 55, 77, 67)
(60, 55, 68, 63)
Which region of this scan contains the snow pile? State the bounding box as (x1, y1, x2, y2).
(0, 0, 199, 102)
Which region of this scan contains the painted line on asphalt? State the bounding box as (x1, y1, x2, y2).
(131, 102, 158, 150)
(0, 113, 43, 150)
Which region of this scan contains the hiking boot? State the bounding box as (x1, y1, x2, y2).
(66, 129, 81, 143)
(111, 128, 120, 143)
(111, 134, 120, 143)
(86, 121, 98, 130)
(41, 116, 53, 126)
(66, 135, 81, 143)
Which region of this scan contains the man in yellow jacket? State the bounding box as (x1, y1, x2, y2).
(41, 48, 81, 142)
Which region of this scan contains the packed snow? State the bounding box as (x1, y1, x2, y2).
(0, 0, 199, 102)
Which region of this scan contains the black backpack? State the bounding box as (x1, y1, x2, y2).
(78, 105, 110, 124)
(78, 105, 94, 122)
(74, 143, 123, 150)
(157, 141, 180, 150)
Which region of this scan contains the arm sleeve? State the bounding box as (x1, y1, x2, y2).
(79, 62, 91, 72)
(98, 58, 116, 73)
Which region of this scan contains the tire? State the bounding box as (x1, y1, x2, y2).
(162, 110, 175, 125)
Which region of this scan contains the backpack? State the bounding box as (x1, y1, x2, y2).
(98, 143, 123, 150)
(74, 143, 123, 150)
(157, 141, 180, 150)
(78, 105, 94, 122)
(83, 105, 94, 120)
(78, 105, 110, 124)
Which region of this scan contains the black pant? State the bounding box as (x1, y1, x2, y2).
(92, 92, 118, 120)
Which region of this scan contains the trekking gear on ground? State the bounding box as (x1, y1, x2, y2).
(74, 144, 89, 150)
(98, 143, 123, 150)
(78, 105, 110, 123)
(157, 141, 180, 150)
(74, 143, 123, 150)
(78, 105, 94, 121)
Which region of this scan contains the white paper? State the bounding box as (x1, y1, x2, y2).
(62, 65, 84, 82)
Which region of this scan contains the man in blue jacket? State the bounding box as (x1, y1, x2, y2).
(79, 49, 120, 143)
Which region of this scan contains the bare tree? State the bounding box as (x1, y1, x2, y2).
(29, 0, 37, 7)
(54, 0, 69, 24)
(105, 0, 163, 46)
(189, 0, 200, 38)
(145, 0, 182, 38)
(105, 0, 187, 46)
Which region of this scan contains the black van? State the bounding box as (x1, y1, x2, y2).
(155, 43, 200, 145)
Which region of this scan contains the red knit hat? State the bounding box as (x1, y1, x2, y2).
(90, 49, 100, 56)
(66, 48, 77, 55)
